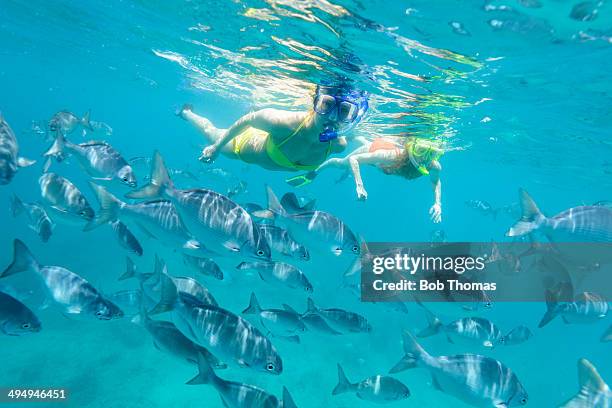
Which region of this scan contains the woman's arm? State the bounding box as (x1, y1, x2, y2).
(200, 109, 298, 162)
(428, 160, 442, 223)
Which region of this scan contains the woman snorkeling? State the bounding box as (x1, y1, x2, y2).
(178, 85, 369, 171)
(287, 136, 444, 223)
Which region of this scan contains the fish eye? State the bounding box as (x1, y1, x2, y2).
(484, 302, 492, 309)
(266, 363, 275, 371)
(305, 286, 313, 293)
(22, 323, 31, 329)
(80, 210, 86, 215)
(352, 245, 359, 253)
(521, 397, 527, 405)
(96, 311, 104, 317)
(122, 177, 128, 182)
(256, 249, 265, 257)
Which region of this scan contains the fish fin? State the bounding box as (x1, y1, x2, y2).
(431, 375, 443, 391)
(186, 353, 217, 385)
(282, 387, 298, 408)
(282, 304, 299, 314)
(136, 222, 157, 240)
(332, 364, 352, 395)
(119, 257, 137, 281)
(10, 194, 24, 217)
(251, 209, 275, 219)
(416, 305, 443, 338)
(538, 289, 559, 328)
(42, 157, 53, 173)
(85, 182, 122, 230)
(280, 192, 306, 213)
(306, 297, 318, 315)
(265, 185, 287, 216)
(1, 239, 40, 277)
(241, 292, 261, 315)
(222, 241, 240, 252)
(126, 151, 172, 199)
(81, 110, 94, 131)
(92, 176, 113, 181)
(16, 157, 36, 168)
(558, 360, 608, 408)
(183, 239, 201, 250)
(506, 189, 545, 237)
(389, 331, 428, 373)
(149, 270, 178, 315)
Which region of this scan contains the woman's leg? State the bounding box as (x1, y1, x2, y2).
(179, 105, 227, 145)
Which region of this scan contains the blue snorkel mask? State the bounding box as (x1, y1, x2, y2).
(314, 85, 369, 142)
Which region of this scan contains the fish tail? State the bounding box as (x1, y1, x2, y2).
(538, 289, 560, 328)
(86, 182, 122, 231)
(43, 131, 65, 159)
(1, 239, 40, 278)
(416, 304, 443, 338)
(389, 331, 428, 374)
(149, 268, 177, 315)
(119, 257, 137, 281)
(561, 359, 608, 407)
(126, 151, 172, 199)
(282, 387, 298, 408)
(10, 194, 25, 217)
(332, 364, 353, 395)
(241, 292, 262, 315)
(186, 352, 219, 386)
(81, 110, 94, 131)
(506, 189, 546, 237)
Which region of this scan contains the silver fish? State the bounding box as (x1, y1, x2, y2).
(560, 359, 611, 407)
(48, 110, 92, 135)
(507, 189, 612, 243)
(127, 151, 270, 260)
(390, 331, 529, 407)
(0, 290, 42, 336)
(10, 195, 54, 242)
(417, 303, 503, 348)
(332, 364, 410, 403)
(87, 184, 206, 254)
(187, 354, 297, 408)
(602, 325, 612, 343)
(260, 187, 360, 257)
(151, 272, 282, 375)
(259, 224, 310, 261)
(0, 114, 35, 185)
(237, 261, 313, 293)
(570, 1, 600, 21)
(44, 134, 136, 187)
(140, 308, 226, 369)
(500, 326, 533, 346)
(1, 239, 123, 320)
(305, 298, 371, 334)
(242, 293, 306, 343)
(39, 173, 95, 223)
(539, 291, 608, 328)
(300, 313, 342, 336)
(182, 254, 223, 280)
(110, 220, 143, 256)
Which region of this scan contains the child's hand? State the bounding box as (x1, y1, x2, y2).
(356, 185, 368, 201)
(199, 144, 219, 163)
(429, 203, 442, 223)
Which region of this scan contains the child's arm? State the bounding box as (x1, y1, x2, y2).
(428, 160, 442, 223)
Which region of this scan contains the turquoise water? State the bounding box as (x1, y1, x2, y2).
(1, 0, 611, 407)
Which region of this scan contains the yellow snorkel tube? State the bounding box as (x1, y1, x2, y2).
(406, 137, 444, 176)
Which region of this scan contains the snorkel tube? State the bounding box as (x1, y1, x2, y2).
(315, 85, 369, 142)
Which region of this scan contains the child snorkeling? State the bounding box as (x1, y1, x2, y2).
(287, 136, 444, 223)
(178, 85, 369, 172)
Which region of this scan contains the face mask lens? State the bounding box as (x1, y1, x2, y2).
(338, 101, 357, 122)
(314, 95, 336, 115)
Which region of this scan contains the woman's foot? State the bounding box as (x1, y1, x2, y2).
(176, 104, 194, 120)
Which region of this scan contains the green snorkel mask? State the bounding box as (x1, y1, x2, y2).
(406, 138, 444, 175)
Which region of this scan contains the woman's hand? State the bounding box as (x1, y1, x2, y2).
(429, 203, 442, 223)
(356, 185, 368, 201)
(199, 144, 219, 163)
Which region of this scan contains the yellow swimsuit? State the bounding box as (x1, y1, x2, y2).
(232, 114, 332, 171)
